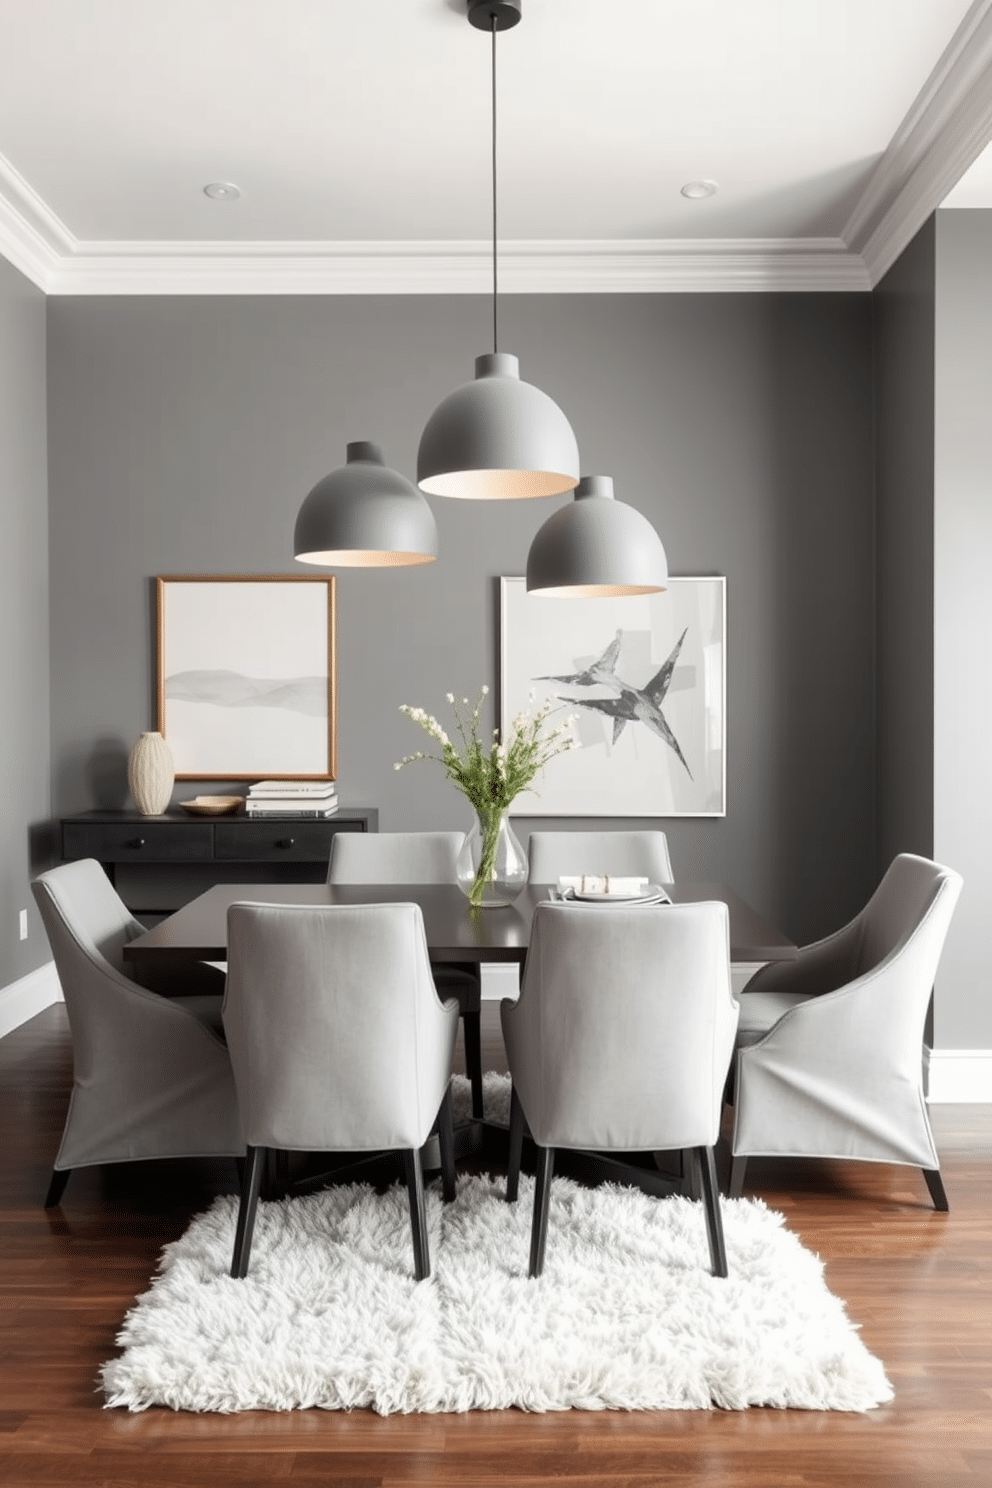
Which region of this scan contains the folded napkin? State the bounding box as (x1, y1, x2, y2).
(558, 875, 650, 896)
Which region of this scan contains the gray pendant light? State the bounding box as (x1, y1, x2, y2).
(417, 0, 580, 501)
(294, 442, 438, 568)
(526, 476, 668, 596)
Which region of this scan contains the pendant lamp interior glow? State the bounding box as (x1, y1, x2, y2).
(526, 476, 668, 597)
(417, 0, 580, 501)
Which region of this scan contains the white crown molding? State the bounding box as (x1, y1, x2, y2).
(0, 211, 56, 290)
(0, 153, 74, 291)
(34, 236, 867, 296)
(2, 2, 990, 298)
(0, 154, 869, 295)
(0, 144, 868, 292)
(844, 0, 992, 285)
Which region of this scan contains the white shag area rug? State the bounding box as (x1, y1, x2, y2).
(101, 1077, 892, 1416)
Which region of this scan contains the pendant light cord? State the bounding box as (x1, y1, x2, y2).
(491, 14, 498, 354)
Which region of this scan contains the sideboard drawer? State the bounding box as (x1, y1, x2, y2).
(63, 821, 214, 862)
(60, 808, 377, 914)
(214, 820, 355, 863)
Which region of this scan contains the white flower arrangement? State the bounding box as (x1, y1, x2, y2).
(396, 687, 576, 906)
(396, 686, 575, 816)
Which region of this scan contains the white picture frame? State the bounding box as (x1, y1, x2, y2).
(500, 575, 726, 817)
(156, 575, 336, 780)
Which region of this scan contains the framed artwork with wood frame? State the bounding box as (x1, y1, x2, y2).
(156, 575, 336, 781)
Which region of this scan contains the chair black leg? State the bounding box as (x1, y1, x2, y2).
(695, 1146, 729, 1278)
(922, 1167, 949, 1212)
(403, 1147, 430, 1281)
(728, 1154, 747, 1198)
(529, 1146, 555, 1279)
(230, 1144, 265, 1279)
(437, 1085, 457, 1203)
(462, 1010, 484, 1118)
(506, 1084, 525, 1202)
(44, 1168, 70, 1208)
(680, 1147, 701, 1200)
(259, 1149, 285, 1201)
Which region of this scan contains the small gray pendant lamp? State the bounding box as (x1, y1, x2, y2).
(526, 476, 669, 596)
(294, 441, 438, 567)
(417, 0, 580, 500)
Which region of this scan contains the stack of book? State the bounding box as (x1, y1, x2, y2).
(245, 780, 338, 818)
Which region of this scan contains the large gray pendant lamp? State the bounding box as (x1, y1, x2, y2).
(417, 0, 580, 500)
(294, 442, 438, 567)
(526, 476, 669, 596)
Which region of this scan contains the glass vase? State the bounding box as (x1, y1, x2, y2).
(456, 808, 528, 909)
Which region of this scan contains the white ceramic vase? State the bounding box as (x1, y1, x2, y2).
(127, 731, 175, 816)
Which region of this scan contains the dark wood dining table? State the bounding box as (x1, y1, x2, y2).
(123, 880, 798, 970)
(123, 879, 796, 1200)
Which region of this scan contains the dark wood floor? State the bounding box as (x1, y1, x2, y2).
(2, 1002, 991, 1487)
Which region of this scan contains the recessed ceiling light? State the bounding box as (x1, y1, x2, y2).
(681, 180, 719, 200)
(203, 182, 241, 201)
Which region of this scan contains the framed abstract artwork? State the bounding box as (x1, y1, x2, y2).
(499, 575, 725, 817)
(156, 575, 336, 780)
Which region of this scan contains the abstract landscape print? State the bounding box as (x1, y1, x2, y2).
(156, 575, 336, 780)
(499, 576, 725, 816)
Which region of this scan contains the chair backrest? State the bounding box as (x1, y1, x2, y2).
(527, 830, 674, 885)
(327, 830, 464, 885)
(32, 858, 143, 983)
(856, 853, 963, 984)
(505, 900, 736, 1152)
(223, 901, 457, 1152)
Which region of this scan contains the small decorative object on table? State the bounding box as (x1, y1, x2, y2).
(245, 780, 339, 818)
(179, 795, 244, 816)
(127, 731, 175, 816)
(397, 687, 575, 908)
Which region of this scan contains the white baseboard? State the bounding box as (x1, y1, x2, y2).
(481, 963, 520, 1002)
(731, 962, 767, 998)
(928, 1049, 992, 1103)
(0, 960, 63, 1039)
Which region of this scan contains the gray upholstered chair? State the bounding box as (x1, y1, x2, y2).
(328, 830, 484, 1118)
(729, 853, 963, 1209)
(32, 859, 244, 1208)
(223, 900, 459, 1281)
(527, 829, 674, 885)
(501, 899, 737, 1278)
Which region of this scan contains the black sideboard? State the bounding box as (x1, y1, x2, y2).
(60, 808, 379, 917)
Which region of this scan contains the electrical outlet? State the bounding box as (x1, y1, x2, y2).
(18, 909, 28, 941)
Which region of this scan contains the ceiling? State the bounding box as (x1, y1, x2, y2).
(3, 0, 992, 295)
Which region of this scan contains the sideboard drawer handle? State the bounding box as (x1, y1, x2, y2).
(127, 837, 146, 849)
(276, 837, 295, 849)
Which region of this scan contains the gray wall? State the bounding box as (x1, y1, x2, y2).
(45, 292, 875, 946)
(873, 218, 936, 873)
(0, 255, 50, 987)
(933, 210, 992, 1048)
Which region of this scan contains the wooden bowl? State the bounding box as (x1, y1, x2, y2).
(179, 795, 244, 816)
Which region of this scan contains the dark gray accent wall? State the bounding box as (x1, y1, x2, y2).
(933, 210, 992, 1048)
(46, 292, 874, 945)
(0, 255, 50, 988)
(872, 217, 936, 873)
